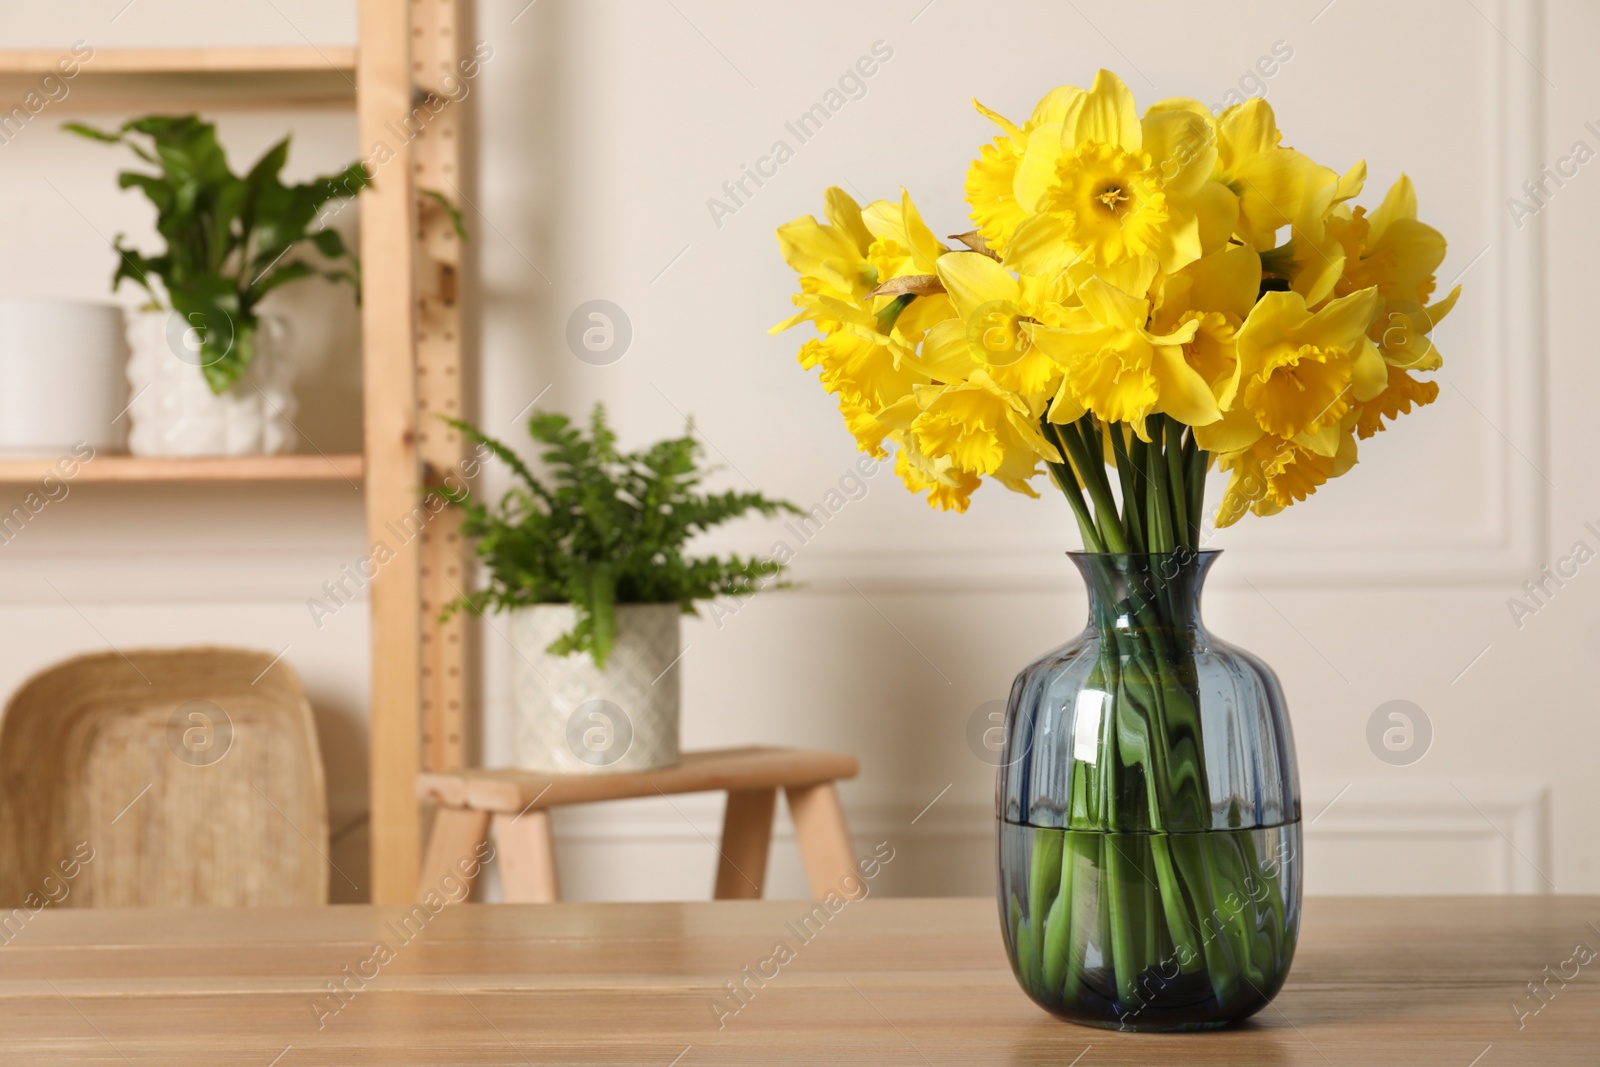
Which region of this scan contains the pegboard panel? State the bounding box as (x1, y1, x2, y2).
(410, 0, 468, 774)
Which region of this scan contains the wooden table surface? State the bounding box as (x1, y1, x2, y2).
(1, 896, 1592, 1065)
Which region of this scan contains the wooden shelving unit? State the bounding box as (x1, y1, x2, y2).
(0, 4, 471, 904)
(0, 454, 364, 484)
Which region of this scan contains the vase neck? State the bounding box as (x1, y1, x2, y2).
(1070, 551, 1216, 634)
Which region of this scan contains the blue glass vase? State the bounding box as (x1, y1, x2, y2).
(997, 550, 1301, 1031)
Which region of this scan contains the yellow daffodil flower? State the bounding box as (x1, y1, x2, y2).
(892, 373, 1061, 480)
(1213, 429, 1359, 527)
(891, 431, 984, 512)
(1030, 270, 1209, 434)
(917, 251, 1073, 398)
(1329, 174, 1460, 371)
(1214, 99, 1340, 253)
(774, 72, 1458, 519)
(1233, 287, 1386, 442)
(963, 86, 1081, 256)
(1152, 242, 1262, 416)
(1353, 364, 1440, 439)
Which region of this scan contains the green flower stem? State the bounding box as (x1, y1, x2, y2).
(1109, 426, 1146, 553)
(1042, 419, 1103, 553)
(1127, 433, 1150, 536)
(1145, 419, 1173, 552)
(1165, 420, 1190, 552)
(1182, 430, 1205, 547)
(1104, 834, 1140, 1004)
(1052, 420, 1129, 552)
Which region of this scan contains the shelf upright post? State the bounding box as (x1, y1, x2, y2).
(358, 0, 424, 904)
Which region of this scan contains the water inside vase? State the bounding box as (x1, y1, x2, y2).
(997, 819, 1301, 1032)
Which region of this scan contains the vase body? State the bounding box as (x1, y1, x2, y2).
(509, 603, 681, 774)
(125, 309, 297, 456)
(997, 551, 1301, 1031)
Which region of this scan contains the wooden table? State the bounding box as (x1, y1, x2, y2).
(2, 897, 1593, 1064)
(415, 747, 859, 903)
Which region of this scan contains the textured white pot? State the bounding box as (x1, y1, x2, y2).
(509, 603, 682, 774)
(0, 299, 127, 455)
(124, 308, 297, 456)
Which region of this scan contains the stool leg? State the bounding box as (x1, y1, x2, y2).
(492, 810, 561, 903)
(418, 807, 491, 903)
(714, 788, 776, 899)
(784, 782, 857, 899)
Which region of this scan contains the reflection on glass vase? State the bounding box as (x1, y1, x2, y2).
(997, 550, 1301, 1032)
(125, 308, 297, 456)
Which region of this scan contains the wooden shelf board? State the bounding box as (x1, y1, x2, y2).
(0, 47, 357, 111)
(0, 454, 363, 484)
(0, 46, 356, 75)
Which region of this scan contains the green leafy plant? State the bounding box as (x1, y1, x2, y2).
(64, 114, 369, 392)
(441, 405, 802, 668)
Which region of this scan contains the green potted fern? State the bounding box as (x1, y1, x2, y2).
(443, 405, 800, 773)
(64, 115, 367, 456)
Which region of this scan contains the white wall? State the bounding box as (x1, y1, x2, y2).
(0, 0, 1593, 901)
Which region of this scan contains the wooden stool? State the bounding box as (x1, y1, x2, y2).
(414, 747, 859, 903)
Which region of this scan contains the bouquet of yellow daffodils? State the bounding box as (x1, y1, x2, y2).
(772, 69, 1458, 552)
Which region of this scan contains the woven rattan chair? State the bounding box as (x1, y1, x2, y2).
(0, 647, 329, 908)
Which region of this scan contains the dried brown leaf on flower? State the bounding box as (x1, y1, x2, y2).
(948, 230, 1001, 260)
(867, 274, 946, 298)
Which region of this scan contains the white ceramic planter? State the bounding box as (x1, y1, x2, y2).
(124, 308, 297, 457)
(0, 299, 127, 455)
(509, 603, 682, 774)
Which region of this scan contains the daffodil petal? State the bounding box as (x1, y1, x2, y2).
(1192, 404, 1265, 453)
(1292, 422, 1342, 457)
(912, 318, 982, 381)
(1349, 336, 1387, 402)
(1335, 160, 1367, 204)
(1077, 276, 1150, 332)
(1029, 85, 1083, 126)
(1152, 346, 1222, 426)
(1192, 180, 1241, 256)
(935, 251, 1019, 321)
(823, 187, 874, 253)
(875, 393, 923, 430)
(1141, 107, 1216, 198)
(972, 98, 1022, 139)
(1185, 243, 1260, 322)
(1298, 286, 1380, 349)
(900, 189, 945, 273)
(1064, 69, 1141, 152)
(1367, 173, 1417, 246)
(1014, 123, 1067, 213)
(1001, 212, 1079, 276)
(1048, 375, 1087, 423)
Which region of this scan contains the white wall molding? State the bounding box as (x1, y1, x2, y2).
(1303, 778, 1552, 895)
(0, 552, 367, 604)
(548, 793, 995, 846)
(535, 777, 1552, 897)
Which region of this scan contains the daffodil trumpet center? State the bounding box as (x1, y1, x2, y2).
(1095, 183, 1132, 218)
(1248, 344, 1352, 438)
